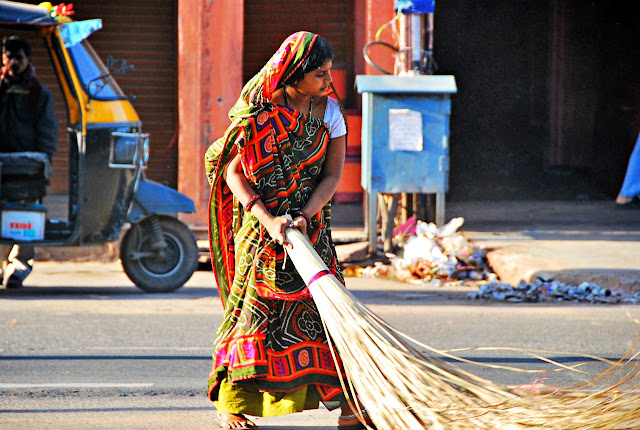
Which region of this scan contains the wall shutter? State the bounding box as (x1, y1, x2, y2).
(243, 1, 353, 91)
(75, 0, 179, 189)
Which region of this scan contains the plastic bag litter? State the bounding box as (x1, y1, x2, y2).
(345, 216, 494, 285)
(440, 234, 476, 260)
(403, 236, 440, 262)
(415, 220, 439, 239)
(393, 216, 417, 239)
(404, 217, 466, 262)
(437, 216, 465, 237)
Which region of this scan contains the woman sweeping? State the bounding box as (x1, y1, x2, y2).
(205, 31, 372, 430)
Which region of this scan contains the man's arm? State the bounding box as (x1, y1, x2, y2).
(35, 87, 58, 161)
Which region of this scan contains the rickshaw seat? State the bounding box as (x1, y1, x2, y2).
(0, 152, 51, 202)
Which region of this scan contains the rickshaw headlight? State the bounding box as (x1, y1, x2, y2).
(110, 133, 137, 167)
(141, 135, 150, 166)
(109, 132, 150, 168)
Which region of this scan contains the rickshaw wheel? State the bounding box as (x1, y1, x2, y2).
(120, 215, 198, 293)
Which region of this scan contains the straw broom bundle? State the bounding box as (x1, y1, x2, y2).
(284, 226, 640, 430)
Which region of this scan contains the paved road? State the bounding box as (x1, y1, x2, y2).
(1, 262, 639, 429)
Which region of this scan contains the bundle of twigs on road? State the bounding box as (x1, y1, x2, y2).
(284, 226, 640, 429)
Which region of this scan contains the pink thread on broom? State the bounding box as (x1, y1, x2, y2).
(308, 269, 332, 285)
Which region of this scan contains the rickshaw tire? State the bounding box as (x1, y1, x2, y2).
(120, 215, 199, 293)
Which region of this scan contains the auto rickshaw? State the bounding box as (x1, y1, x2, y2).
(0, 1, 199, 292)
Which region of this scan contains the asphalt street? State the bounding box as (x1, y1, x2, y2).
(1, 262, 640, 429)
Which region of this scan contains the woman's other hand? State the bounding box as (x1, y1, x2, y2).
(289, 215, 308, 237)
(265, 216, 294, 249)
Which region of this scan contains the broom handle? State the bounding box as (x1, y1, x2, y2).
(284, 226, 334, 287)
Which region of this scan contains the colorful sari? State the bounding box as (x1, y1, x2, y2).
(205, 31, 347, 416)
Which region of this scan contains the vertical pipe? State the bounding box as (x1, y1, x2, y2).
(425, 12, 434, 51)
(397, 13, 410, 74)
(425, 12, 434, 74)
(397, 13, 425, 75)
(368, 189, 377, 255)
(410, 14, 423, 71)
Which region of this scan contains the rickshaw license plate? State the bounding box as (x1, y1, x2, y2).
(1, 209, 45, 241)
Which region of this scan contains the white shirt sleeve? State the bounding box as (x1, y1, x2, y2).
(323, 97, 347, 139)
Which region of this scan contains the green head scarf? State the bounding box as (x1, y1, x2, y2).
(228, 31, 318, 120)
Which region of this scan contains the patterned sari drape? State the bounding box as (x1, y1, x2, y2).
(205, 31, 347, 410)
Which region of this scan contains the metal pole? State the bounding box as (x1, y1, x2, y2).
(397, 13, 425, 75)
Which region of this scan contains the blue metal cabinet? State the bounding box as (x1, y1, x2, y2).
(355, 75, 457, 252)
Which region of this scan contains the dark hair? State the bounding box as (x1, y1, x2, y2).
(284, 35, 334, 86)
(2, 36, 31, 57)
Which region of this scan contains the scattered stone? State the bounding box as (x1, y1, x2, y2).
(467, 279, 640, 304)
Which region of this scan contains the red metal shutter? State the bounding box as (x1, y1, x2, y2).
(74, 0, 179, 189)
(243, 0, 354, 102)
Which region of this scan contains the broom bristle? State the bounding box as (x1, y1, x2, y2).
(284, 227, 640, 430)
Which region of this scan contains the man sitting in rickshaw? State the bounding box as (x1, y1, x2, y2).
(0, 35, 57, 288)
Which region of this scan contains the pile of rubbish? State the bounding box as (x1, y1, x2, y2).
(343, 217, 496, 285)
(468, 279, 640, 304)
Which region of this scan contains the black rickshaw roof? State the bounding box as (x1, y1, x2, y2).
(0, 1, 57, 26)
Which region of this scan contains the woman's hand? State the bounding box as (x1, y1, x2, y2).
(264, 215, 308, 248)
(264, 216, 293, 249)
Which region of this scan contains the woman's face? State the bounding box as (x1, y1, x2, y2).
(294, 60, 333, 97)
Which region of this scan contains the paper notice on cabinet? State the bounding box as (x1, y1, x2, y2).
(389, 109, 423, 151)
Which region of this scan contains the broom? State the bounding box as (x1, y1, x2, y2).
(284, 225, 640, 430)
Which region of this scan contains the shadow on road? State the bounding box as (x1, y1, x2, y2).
(0, 285, 219, 300)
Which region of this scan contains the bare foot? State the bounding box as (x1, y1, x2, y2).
(616, 195, 633, 204)
(338, 403, 374, 428)
(217, 413, 258, 429)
